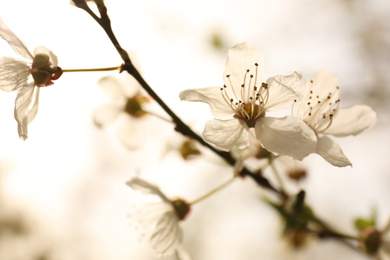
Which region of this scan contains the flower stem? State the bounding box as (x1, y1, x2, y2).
(189, 175, 237, 205)
(268, 158, 287, 197)
(312, 216, 360, 241)
(62, 66, 121, 73)
(141, 108, 173, 123)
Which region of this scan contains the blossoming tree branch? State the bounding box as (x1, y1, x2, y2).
(0, 0, 387, 259)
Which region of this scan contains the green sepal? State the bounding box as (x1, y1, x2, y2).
(355, 218, 376, 231)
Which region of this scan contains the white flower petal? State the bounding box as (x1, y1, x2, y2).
(203, 118, 249, 151)
(27, 87, 40, 124)
(0, 57, 31, 92)
(93, 103, 123, 128)
(175, 246, 192, 260)
(126, 177, 170, 202)
(309, 69, 340, 100)
(223, 42, 264, 95)
(265, 71, 307, 111)
(316, 135, 352, 167)
(151, 211, 182, 257)
(323, 105, 376, 137)
(14, 84, 36, 140)
(33, 46, 58, 67)
(98, 75, 139, 100)
(0, 18, 33, 60)
(179, 87, 234, 119)
(255, 116, 317, 160)
(116, 115, 143, 150)
(130, 202, 173, 232)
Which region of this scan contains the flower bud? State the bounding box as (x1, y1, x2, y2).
(360, 227, 381, 255)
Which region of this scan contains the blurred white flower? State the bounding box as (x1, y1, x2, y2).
(0, 18, 62, 140)
(180, 42, 317, 160)
(126, 177, 191, 259)
(94, 75, 149, 149)
(296, 69, 377, 167)
(231, 130, 270, 173)
(162, 134, 201, 161)
(274, 156, 307, 182)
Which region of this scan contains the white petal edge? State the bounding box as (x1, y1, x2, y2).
(175, 245, 192, 260)
(323, 105, 377, 137)
(126, 177, 170, 202)
(223, 42, 264, 95)
(93, 103, 123, 128)
(116, 115, 143, 150)
(14, 84, 36, 140)
(203, 118, 249, 151)
(309, 69, 340, 100)
(316, 135, 352, 167)
(255, 116, 317, 160)
(179, 87, 234, 119)
(0, 57, 31, 92)
(151, 211, 182, 257)
(265, 71, 307, 111)
(98, 75, 140, 100)
(27, 87, 40, 124)
(0, 18, 33, 60)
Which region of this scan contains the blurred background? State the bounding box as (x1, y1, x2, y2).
(0, 0, 389, 259)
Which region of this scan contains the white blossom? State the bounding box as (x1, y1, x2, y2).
(94, 75, 149, 149)
(0, 18, 61, 140)
(295, 69, 377, 167)
(180, 42, 317, 160)
(126, 177, 191, 259)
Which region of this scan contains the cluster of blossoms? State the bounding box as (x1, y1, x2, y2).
(0, 13, 380, 259)
(0, 18, 62, 140)
(180, 42, 376, 167)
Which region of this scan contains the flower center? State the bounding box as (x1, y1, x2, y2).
(296, 80, 340, 133)
(30, 54, 62, 87)
(220, 63, 268, 127)
(124, 93, 149, 117)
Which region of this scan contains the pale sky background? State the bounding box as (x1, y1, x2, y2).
(0, 0, 390, 260)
